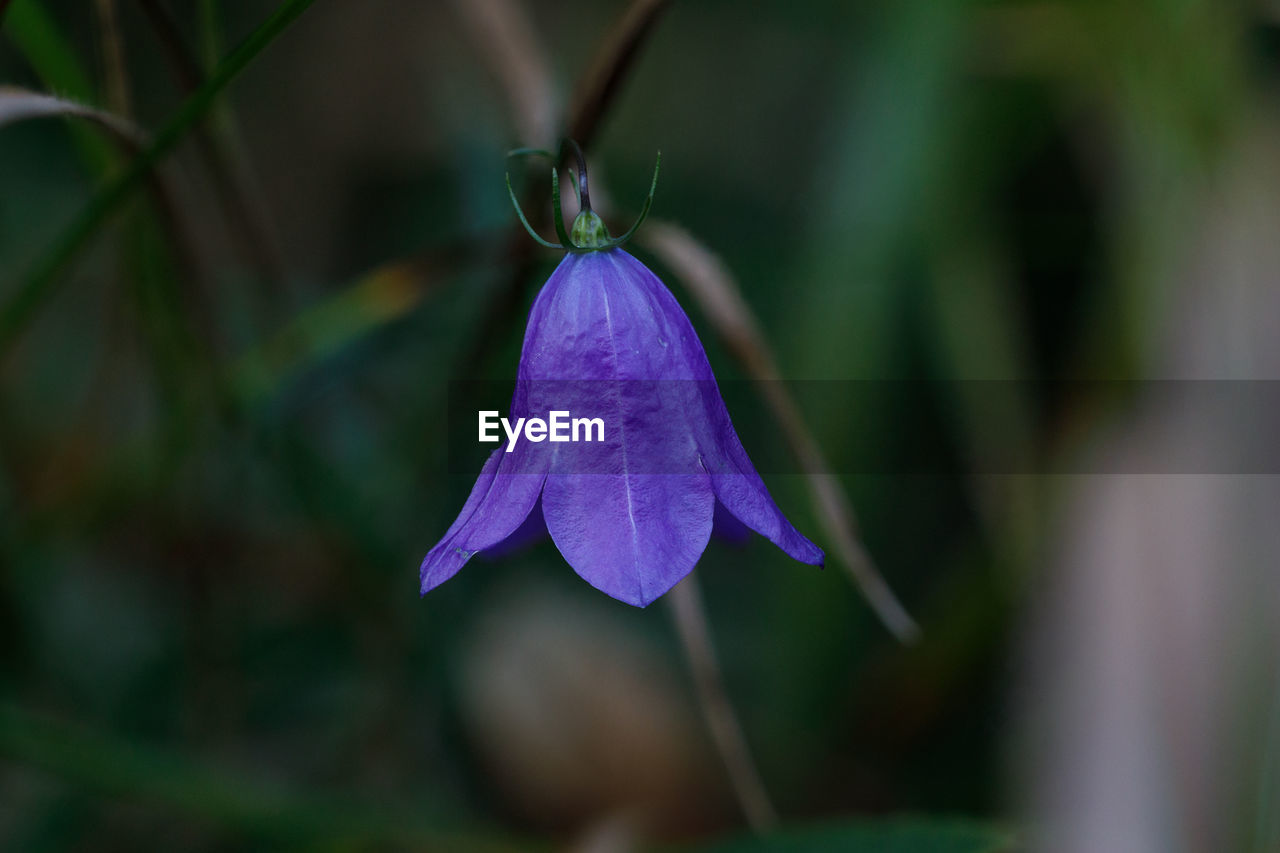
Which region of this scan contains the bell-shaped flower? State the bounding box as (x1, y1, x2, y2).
(420, 146, 822, 607)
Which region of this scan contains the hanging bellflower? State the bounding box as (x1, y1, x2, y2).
(420, 143, 823, 607)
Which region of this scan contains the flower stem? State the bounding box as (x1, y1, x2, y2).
(667, 575, 778, 833)
(565, 138, 592, 213)
(567, 0, 670, 148)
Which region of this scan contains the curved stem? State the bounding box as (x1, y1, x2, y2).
(667, 575, 778, 833)
(564, 138, 592, 213)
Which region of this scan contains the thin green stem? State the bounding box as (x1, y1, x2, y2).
(565, 138, 591, 212)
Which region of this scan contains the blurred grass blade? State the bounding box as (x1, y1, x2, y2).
(451, 0, 556, 147)
(0, 86, 207, 300)
(3, 0, 114, 174)
(642, 221, 919, 643)
(0, 86, 145, 150)
(94, 0, 130, 115)
(669, 575, 778, 832)
(568, 0, 669, 148)
(138, 0, 287, 285)
(0, 701, 540, 851)
(0, 0, 319, 358)
(3, 0, 95, 101)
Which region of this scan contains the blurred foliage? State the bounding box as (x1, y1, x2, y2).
(0, 0, 1274, 850)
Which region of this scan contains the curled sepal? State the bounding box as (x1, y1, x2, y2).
(550, 167, 573, 248)
(505, 170, 563, 250)
(596, 150, 661, 251)
(506, 147, 573, 250)
(505, 144, 661, 253)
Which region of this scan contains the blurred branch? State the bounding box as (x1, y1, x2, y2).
(451, 0, 556, 147)
(0, 86, 143, 147)
(668, 575, 778, 833)
(0, 0, 319, 359)
(0, 701, 542, 851)
(642, 221, 919, 643)
(567, 0, 669, 147)
(138, 0, 287, 286)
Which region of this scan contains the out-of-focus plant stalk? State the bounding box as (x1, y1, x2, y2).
(452, 0, 556, 148)
(566, 0, 669, 148)
(138, 0, 287, 289)
(0, 0, 320, 360)
(93, 0, 130, 116)
(0, 88, 207, 312)
(668, 575, 778, 833)
(642, 222, 919, 642)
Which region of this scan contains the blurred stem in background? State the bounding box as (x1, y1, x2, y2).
(0, 0, 318, 358)
(669, 575, 779, 833)
(138, 0, 287, 291)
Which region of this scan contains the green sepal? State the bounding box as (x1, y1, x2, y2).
(599, 150, 661, 250)
(550, 168, 573, 248)
(505, 171, 562, 250)
(506, 147, 555, 161)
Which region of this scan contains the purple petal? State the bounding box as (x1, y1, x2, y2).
(544, 473, 713, 606)
(419, 446, 546, 594)
(608, 250, 825, 567)
(483, 494, 548, 556)
(521, 251, 716, 605)
(709, 467, 824, 566)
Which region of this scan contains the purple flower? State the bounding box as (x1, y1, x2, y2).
(420, 147, 822, 607)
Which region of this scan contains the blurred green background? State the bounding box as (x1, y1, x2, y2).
(2, 0, 1277, 850)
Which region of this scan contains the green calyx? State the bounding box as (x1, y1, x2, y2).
(570, 210, 611, 248)
(506, 139, 660, 254)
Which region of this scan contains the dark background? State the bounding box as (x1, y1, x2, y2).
(2, 1, 1278, 850)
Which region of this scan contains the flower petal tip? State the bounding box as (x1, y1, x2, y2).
(418, 544, 478, 596)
